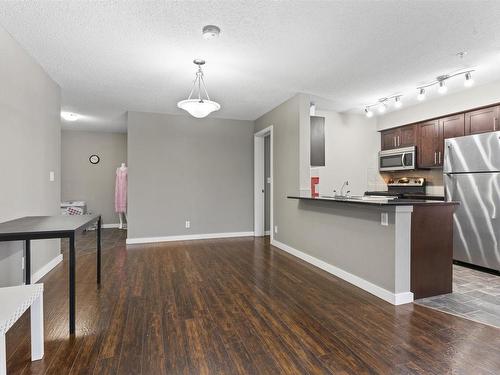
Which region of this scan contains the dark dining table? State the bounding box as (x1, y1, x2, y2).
(0, 215, 101, 335)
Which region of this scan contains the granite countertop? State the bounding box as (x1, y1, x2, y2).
(288, 195, 458, 206)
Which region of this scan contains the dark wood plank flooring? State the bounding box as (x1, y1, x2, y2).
(5, 229, 500, 374)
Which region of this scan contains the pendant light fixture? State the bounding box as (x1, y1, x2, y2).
(177, 59, 221, 118)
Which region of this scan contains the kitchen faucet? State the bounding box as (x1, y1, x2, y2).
(333, 180, 350, 197)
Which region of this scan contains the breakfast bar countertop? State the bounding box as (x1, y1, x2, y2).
(287, 195, 458, 206)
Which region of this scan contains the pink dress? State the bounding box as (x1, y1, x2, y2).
(115, 167, 128, 213)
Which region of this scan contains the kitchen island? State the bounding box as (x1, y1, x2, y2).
(285, 195, 458, 304)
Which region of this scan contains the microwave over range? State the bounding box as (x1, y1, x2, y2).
(379, 146, 416, 171)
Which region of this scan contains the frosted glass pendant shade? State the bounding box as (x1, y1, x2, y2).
(177, 99, 221, 118)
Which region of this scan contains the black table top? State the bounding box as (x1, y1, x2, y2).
(0, 215, 100, 239)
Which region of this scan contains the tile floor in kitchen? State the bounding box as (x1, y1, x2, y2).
(415, 264, 500, 328)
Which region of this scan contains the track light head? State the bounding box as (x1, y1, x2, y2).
(438, 80, 448, 94)
(417, 88, 426, 101)
(377, 102, 387, 114)
(394, 96, 402, 108)
(365, 107, 373, 118)
(464, 72, 474, 87)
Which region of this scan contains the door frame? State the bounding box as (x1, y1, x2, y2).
(254, 125, 273, 240)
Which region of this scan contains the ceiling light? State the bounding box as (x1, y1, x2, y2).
(438, 80, 448, 94)
(365, 108, 373, 118)
(202, 25, 221, 40)
(464, 72, 474, 87)
(417, 88, 426, 101)
(394, 96, 402, 108)
(61, 111, 81, 122)
(377, 102, 387, 114)
(177, 59, 221, 118)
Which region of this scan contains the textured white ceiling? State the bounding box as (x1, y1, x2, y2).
(1, 1, 500, 132)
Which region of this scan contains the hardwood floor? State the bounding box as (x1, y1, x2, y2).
(5, 229, 500, 374)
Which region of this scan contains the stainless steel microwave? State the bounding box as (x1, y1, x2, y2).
(379, 146, 416, 171)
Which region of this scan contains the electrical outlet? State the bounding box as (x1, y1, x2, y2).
(21, 256, 25, 270)
(185, 220, 190, 229)
(274, 225, 278, 234)
(381, 212, 389, 226)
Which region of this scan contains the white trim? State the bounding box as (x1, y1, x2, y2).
(126, 231, 255, 245)
(254, 125, 274, 242)
(102, 223, 121, 229)
(270, 239, 413, 305)
(31, 254, 63, 284)
(264, 230, 271, 235)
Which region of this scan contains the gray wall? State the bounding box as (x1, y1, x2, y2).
(264, 135, 270, 232)
(61, 130, 127, 224)
(0, 26, 61, 286)
(255, 94, 398, 292)
(127, 111, 254, 239)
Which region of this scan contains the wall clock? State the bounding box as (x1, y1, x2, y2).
(89, 154, 100, 165)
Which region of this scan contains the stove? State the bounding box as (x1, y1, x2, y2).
(366, 177, 426, 198)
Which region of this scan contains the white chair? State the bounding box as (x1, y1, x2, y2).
(0, 284, 44, 375)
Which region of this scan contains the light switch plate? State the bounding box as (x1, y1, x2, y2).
(381, 212, 389, 226)
(49, 171, 55, 181)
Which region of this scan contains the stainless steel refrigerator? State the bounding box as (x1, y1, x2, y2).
(444, 131, 500, 272)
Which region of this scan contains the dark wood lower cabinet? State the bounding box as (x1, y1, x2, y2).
(411, 205, 455, 299)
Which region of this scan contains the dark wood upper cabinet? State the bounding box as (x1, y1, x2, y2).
(400, 125, 417, 147)
(380, 125, 416, 150)
(418, 120, 440, 168)
(381, 128, 399, 150)
(418, 114, 465, 168)
(465, 106, 499, 135)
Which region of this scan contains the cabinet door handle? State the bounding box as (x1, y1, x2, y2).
(495, 117, 498, 131)
(397, 136, 400, 146)
(438, 151, 441, 164)
(394, 137, 396, 147)
(434, 151, 437, 165)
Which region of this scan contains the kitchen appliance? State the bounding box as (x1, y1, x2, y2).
(379, 146, 416, 172)
(444, 131, 500, 272)
(366, 177, 426, 198)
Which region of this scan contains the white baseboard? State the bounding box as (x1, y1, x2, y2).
(102, 223, 121, 229)
(31, 254, 63, 283)
(264, 230, 271, 235)
(271, 239, 413, 306)
(126, 231, 255, 245)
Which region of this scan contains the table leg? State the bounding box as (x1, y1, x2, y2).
(25, 240, 31, 284)
(0, 333, 6, 375)
(97, 216, 101, 285)
(69, 234, 76, 335)
(30, 293, 44, 360)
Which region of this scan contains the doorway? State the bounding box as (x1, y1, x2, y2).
(254, 126, 273, 240)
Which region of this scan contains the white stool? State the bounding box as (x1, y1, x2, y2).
(0, 284, 44, 375)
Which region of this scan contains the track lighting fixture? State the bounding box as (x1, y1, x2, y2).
(362, 69, 475, 114)
(417, 88, 426, 101)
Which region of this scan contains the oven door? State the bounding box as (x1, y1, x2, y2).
(379, 147, 415, 171)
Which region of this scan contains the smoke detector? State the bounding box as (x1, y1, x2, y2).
(202, 25, 221, 40)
